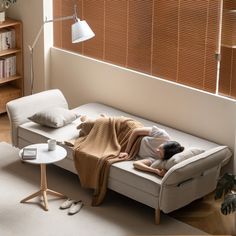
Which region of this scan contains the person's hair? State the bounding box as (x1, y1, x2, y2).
(162, 141, 184, 160)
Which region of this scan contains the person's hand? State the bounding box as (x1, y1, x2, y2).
(156, 168, 167, 177)
(118, 152, 129, 159)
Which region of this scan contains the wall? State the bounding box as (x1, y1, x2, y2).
(7, 0, 47, 94)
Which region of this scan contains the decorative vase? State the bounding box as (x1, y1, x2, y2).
(0, 11, 5, 23)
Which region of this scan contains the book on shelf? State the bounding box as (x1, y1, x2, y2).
(0, 59, 3, 78)
(22, 148, 37, 160)
(0, 27, 16, 51)
(0, 55, 16, 78)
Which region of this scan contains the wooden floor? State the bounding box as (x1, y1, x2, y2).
(0, 113, 11, 143)
(0, 113, 235, 235)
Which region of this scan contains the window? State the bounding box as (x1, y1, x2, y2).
(53, 0, 236, 100)
(219, 0, 236, 98)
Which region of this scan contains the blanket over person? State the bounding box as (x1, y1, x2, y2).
(73, 116, 143, 206)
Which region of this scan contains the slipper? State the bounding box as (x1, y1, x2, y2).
(60, 198, 74, 209)
(68, 201, 83, 215)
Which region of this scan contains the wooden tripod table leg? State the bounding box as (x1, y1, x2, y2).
(42, 190, 48, 211)
(20, 164, 67, 211)
(20, 190, 41, 203)
(47, 189, 67, 198)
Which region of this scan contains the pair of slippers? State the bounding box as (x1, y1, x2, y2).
(60, 198, 83, 215)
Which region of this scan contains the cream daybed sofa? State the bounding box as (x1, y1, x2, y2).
(6, 89, 232, 224)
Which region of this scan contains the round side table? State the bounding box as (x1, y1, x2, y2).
(19, 143, 67, 211)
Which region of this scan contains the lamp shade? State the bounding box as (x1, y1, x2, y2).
(72, 20, 95, 43)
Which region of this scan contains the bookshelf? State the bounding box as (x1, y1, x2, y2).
(0, 18, 23, 114)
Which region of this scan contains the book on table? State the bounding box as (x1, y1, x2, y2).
(22, 148, 37, 160)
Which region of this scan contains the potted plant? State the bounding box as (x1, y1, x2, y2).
(215, 173, 236, 215)
(0, 0, 17, 23)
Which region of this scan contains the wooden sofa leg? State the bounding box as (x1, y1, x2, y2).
(155, 208, 160, 224)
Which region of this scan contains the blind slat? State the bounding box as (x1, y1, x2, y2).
(83, 0, 104, 59)
(152, 0, 178, 81)
(204, 1, 220, 92)
(127, 0, 152, 73)
(53, 0, 62, 48)
(219, 47, 232, 95)
(219, 0, 236, 98)
(104, 0, 128, 66)
(230, 49, 236, 97)
(178, 0, 210, 88)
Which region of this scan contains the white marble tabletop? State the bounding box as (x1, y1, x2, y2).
(19, 143, 67, 165)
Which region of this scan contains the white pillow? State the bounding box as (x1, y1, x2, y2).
(150, 148, 205, 170)
(28, 107, 80, 128)
(150, 159, 167, 169)
(165, 148, 205, 169)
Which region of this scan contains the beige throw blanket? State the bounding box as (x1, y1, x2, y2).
(73, 116, 143, 205)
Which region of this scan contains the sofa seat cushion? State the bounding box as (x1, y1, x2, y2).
(20, 102, 220, 151)
(18, 122, 162, 197)
(18, 119, 81, 142)
(110, 161, 162, 197)
(18, 119, 81, 160)
(18, 102, 226, 166)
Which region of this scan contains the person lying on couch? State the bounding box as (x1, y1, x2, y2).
(78, 115, 184, 178)
(118, 126, 184, 177)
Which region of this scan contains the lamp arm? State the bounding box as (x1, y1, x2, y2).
(28, 14, 75, 95)
(45, 15, 75, 24)
(29, 3, 79, 52)
(29, 15, 75, 52)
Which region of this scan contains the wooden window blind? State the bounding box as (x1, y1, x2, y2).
(104, 0, 128, 66)
(152, 0, 179, 82)
(53, 0, 225, 97)
(219, 0, 236, 98)
(127, 0, 152, 73)
(204, 1, 221, 92)
(83, 0, 105, 59)
(53, 0, 62, 48)
(53, 0, 83, 53)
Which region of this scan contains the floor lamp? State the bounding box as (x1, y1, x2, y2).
(29, 4, 95, 94)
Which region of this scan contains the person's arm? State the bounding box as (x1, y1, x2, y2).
(133, 159, 167, 177)
(125, 127, 151, 154)
(118, 127, 151, 159)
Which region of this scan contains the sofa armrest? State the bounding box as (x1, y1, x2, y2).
(159, 146, 232, 213)
(6, 89, 68, 147)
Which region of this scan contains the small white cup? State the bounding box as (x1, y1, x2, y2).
(47, 139, 57, 151)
